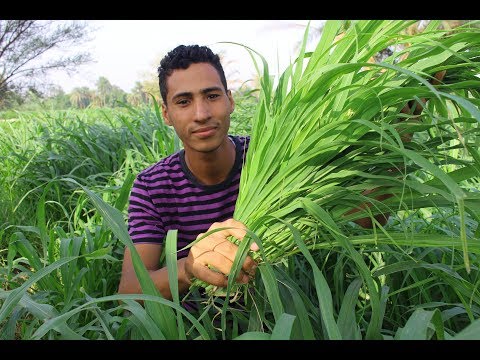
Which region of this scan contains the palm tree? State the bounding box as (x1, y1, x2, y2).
(69, 86, 92, 109)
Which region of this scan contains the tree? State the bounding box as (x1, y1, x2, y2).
(45, 85, 71, 109)
(93, 76, 127, 108)
(95, 76, 112, 107)
(109, 85, 127, 107)
(0, 20, 94, 100)
(127, 81, 149, 106)
(69, 86, 92, 109)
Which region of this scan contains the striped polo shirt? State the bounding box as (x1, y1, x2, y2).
(127, 135, 250, 259)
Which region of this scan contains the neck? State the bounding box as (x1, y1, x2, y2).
(184, 137, 236, 186)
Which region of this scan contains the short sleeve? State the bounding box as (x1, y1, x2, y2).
(127, 174, 165, 244)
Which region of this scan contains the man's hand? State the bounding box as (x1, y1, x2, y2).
(184, 219, 259, 288)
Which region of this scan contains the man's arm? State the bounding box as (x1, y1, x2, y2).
(118, 219, 259, 300)
(118, 243, 192, 300)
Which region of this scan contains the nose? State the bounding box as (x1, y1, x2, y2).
(193, 99, 211, 122)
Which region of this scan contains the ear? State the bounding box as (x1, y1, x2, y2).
(227, 90, 235, 114)
(162, 103, 172, 126)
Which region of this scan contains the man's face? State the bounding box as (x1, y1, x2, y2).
(161, 62, 235, 154)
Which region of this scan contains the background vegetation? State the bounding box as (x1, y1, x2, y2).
(0, 20, 479, 340)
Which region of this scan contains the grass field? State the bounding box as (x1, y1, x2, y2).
(1, 20, 479, 340)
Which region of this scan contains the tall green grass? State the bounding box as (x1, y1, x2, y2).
(219, 20, 480, 339)
(1, 20, 480, 340)
(0, 94, 260, 339)
(0, 106, 175, 245)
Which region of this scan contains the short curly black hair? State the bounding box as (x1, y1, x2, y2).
(158, 44, 228, 104)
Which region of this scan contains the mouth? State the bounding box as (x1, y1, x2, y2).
(192, 126, 218, 138)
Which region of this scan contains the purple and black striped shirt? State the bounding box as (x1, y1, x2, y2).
(127, 135, 250, 259)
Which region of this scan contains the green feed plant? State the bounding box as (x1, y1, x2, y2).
(187, 20, 480, 339)
(1, 20, 480, 340)
(235, 20, 480, 267)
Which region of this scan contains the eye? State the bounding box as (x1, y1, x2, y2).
(207, 93, 220, 100)
(176, 99, 189, 106)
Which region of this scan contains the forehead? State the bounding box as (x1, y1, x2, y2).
(166, 62, 223, 96)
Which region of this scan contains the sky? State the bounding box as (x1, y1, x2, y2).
(48, 20, 325, 93)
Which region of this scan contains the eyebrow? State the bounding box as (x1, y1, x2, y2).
(171, 86, 224, 101)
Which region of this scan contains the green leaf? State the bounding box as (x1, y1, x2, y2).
(271, 313, 296, 340)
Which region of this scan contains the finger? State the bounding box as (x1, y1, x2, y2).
(196, 251, 233, 277)
(190, 243, 212, 259)
(212, 219, 259, 252)
(209, 237, 258, 274)
(208, 238, 238, 263)
(233, 269, 250, 284)
(206, 240, 257, 282)
(195, 235, 231, 252)
(209, 219, 247, 242)
(241, 255, 257, 275)
(195, 252, 250, 284)
(192, 261, 228, 287)
(250, 241, 259, 251)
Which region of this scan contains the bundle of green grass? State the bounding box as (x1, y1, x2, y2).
(194, 20, 480, 297)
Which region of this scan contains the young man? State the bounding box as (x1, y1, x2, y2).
(118, 45, 258, 300)
(118, 44, 445, 302)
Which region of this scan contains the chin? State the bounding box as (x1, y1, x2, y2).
(193, 138, 225, 153)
